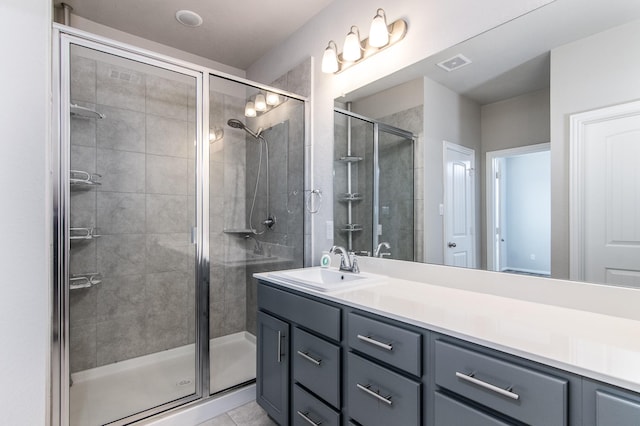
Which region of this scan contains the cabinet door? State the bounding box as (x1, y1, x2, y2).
(257, 311, 289, 425)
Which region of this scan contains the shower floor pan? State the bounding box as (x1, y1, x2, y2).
(69, 332, 256, 426)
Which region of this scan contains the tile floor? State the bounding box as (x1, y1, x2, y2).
(196, 401, 276, 426)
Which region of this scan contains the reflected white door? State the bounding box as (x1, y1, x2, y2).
(443, 141, 476, 268)
(572, 101, 640, 287)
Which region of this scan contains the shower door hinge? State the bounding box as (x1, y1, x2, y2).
(191, 227, 197, 244)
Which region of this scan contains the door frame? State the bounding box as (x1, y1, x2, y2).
(442, 141, 476, 268)
(569, 99, 640, 281)
(485, 143, 550, 272)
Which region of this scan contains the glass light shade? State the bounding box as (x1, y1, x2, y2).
(244, 101, 256, 117)
(321, 42, 339, 73)
(343, 27, 362, 62)
(369, 10, 389, 48)
(254, 93, 267, 111)
(266, 91, 280, 105)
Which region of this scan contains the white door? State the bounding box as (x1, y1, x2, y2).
(571, 101, 640, 287)
(443, 141, 476, 268)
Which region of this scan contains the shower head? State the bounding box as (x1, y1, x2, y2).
(227, 119, 262, 139)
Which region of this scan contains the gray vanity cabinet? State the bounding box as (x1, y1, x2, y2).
(257, 311, 290, 426)
(583, 380, 640, 426)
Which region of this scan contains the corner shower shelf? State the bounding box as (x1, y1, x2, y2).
(339, 193, 363, 202)
(341, 223, 363, 232)
(70, 273, 102, 290)
(70, 104, 105, 120)
(70, 227, 101, 241)
(223, 228, 257, 235)
(70, 170, 102, 188)
(337, 156, 363, 163)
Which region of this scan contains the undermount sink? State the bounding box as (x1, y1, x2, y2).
(267, 267, 386, 292)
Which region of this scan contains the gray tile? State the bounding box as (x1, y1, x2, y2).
(146, 154, 188, 195)
(197, 413, 236, 426)
(97, 234, 146, 277)
(146, 194, 188, 233)
(222, 296, 246, 335)
(70, 55, 96, 103)
(96, 274, 147, 322)
(145, 271, 188, 317)
(224, 266, 246, 301)
(227, 401, 276, 426)
(286, 58, 311, 97)
(71, 145, 96, 172)
(69, 239, 97, 275)
(70, 191, 96, 229)
(210, 197, 224, 233)
(224, 196, 246, 231)
(69, 285, 98, 325)
(97, 192, 146, 234)
(146, 115, 189, 158)
(209, 301, 225, 338)
(96, 105, 145, 152)
(144, 311, 188, 353)
(146, 233, 190, 273)
(210, 163, 225, 198)
(96, 61, 146, 112)
(146, 74, 190, 121)
(96, 312, 147, 365)
(210, 265, 225, 302)
(70, 104, 97, 147)
(69, 323, 97, 373)
(96, 148, 146, 193)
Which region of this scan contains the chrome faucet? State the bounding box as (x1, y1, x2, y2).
(374, 242, 391, 258)
(330, 245, 359, 273)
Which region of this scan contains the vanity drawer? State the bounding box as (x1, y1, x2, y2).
(596, 391, 640, 425)
(435, 340, 568, 426)
(292, 327, 341, 408)
(347, 352, 420, 426)
(347, 312, 421, 376)
(292, 384, 340, 426)
(258, 283, 341, 340)
(435, 392, 513, 426)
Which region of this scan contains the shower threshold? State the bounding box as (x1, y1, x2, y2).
(69, 332, 256, 426)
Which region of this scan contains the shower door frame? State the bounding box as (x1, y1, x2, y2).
(52, 27, 210, 426)
(52, 24, 310, 426)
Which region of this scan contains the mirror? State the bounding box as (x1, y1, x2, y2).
(334, 0, 640, 286)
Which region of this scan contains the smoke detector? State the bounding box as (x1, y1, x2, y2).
(437, 54, 472, 72)
(175, 10, 203, 27)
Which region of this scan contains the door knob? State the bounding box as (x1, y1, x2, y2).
(448, 242, 457, 248)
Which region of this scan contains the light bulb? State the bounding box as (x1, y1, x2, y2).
(254, 93, 267, 111)
(266, 92, 280, 106)
(244, 101, 256, 117)
(321, 41, 339, 73)
(369, 9, 389, 48)
(343, 26, 362, 62)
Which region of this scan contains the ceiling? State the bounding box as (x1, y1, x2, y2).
(61, 0, 336, 70)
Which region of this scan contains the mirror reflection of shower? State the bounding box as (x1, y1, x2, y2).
(227, 119, 276, 233)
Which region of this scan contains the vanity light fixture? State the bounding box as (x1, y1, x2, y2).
(321, 8, 408, 74)
(244, 101, 256, 117)
(254, 93, 267, 112)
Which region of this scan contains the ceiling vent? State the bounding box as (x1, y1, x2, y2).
(437, 54, 472, 72)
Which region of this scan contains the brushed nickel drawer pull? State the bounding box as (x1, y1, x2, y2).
(455, 371, 520, 400)
(356, 383, 393, 405)
(297, 410, 322, 426)
(357, 334, 393, 351)
(297, 350, 322, 366)
(277, 331, 282, 363)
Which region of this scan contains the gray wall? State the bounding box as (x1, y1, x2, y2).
(69, 50, 196, 372)
(423, 77, 481, 266)
(550, 19, 640, 279)
(480, 89, 550, 268)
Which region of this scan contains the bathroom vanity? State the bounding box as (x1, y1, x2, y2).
(254, 260, 640, 426)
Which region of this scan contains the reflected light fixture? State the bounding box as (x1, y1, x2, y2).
(321, 8, 407, 74)
(266, 91, 280, 106)
(254, 93, 267, 111)
(209, 128, 224, 143)
(244, 101, 256, 117)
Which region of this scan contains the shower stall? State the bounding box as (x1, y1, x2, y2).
(53, 27, 306, 425)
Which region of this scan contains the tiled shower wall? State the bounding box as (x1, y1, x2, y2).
(69, 50, 196, 373)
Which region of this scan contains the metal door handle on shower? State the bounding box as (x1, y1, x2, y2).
(448, 242, 457, 248)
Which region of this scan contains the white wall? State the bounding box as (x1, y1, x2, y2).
(550, 19, 640, 279)
(351, 78, 424, 119)
(0, 0, 51, 424)
(423, 77, 481, 265)
(246, 0, 554, 262)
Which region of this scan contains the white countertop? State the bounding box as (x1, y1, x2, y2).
(255, 263, 640, 393)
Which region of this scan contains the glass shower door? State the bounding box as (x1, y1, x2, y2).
(66, 42, 201, 425)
